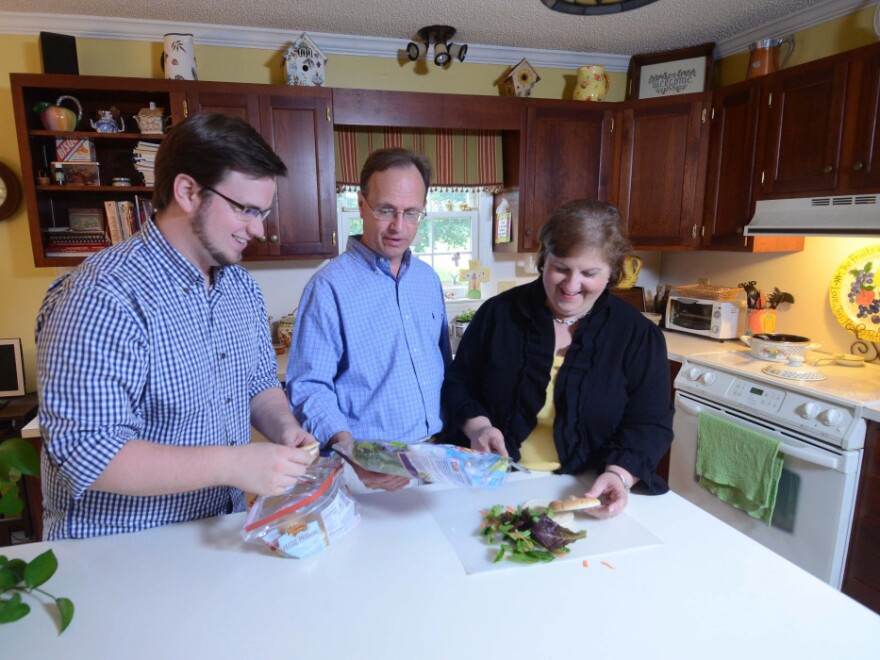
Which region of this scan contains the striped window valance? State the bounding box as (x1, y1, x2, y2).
(335, 126, 504, 192)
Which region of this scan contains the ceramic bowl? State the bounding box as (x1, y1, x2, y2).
(740, 333, 820, 363)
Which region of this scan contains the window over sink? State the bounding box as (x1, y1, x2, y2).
(337, 190, 481, 296)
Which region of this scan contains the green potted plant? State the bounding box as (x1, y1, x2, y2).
(0, 438, 74, 633)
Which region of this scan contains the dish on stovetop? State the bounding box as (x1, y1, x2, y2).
(762, 360, 827, 382)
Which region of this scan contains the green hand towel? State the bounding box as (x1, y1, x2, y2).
(696, 412, 784, 525)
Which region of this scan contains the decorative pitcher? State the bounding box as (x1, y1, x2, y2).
(161, 33, 198, 80)
(573, 65, 609, 102)
(746, 36, 795, 79)
(33, 95, 82, 131)
(91, 109, 125, 133)
(616, 255, 642, 289)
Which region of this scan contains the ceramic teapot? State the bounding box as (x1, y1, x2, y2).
(91, 109, 125, 133)
(33, 95, 82, 131)
(133, 102, 168, 134)
(747, 36, 795, 79)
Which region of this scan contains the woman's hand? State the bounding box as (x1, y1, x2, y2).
(462, 416, 508, 456)
(582, 466, 636, 518)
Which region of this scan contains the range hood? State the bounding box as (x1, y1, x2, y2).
(743, 194, 880, 236)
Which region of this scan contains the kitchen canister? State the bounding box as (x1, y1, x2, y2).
(162, 33, 198, 80)
(573, 65, 609, 102)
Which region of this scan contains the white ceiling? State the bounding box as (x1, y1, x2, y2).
(0, 0, 872, 62)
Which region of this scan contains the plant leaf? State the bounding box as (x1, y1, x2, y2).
(0, 565, 21, 591)
(23, 550, 58, 589)
(0, 439, 40, 477)
(0, 593, 30, 623)
(56, 597, 75, 633)
(4, 559, 26, 582)
(0, 485, 25, 516)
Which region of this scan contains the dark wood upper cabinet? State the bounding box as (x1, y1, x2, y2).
(518, 102, 613, 251)
(757, 59, 848, 197)
(614, 93, 711, 250)
(178, 84, 337, 260)
(701, 80, 803, 252)
(840, 45, 880, 192)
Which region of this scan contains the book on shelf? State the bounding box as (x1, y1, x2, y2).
(45, 227, 110, 256)
(134, 194, 154, 226)
(104, 200, 123, 244)
(117, 200, 137, 238)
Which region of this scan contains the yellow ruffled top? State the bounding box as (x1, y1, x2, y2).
(517, 355, 564, 471)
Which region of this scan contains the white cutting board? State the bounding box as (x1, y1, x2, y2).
(417, 473, 662, 575)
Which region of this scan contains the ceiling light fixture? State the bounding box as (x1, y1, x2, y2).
(406, 25, 467, 66)
(540, 0, 661, 15)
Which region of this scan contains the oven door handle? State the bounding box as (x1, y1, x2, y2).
(676, 395, 843, 470)
(776, 443, 841, 470)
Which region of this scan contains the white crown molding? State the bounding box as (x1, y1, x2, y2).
(0, 0, 871, 72)
(715, 0, 873, 57)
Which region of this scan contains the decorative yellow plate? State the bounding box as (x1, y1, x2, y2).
(829, 244, 880, 342)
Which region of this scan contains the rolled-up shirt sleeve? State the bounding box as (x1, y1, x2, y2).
(37, 283, 147, 498)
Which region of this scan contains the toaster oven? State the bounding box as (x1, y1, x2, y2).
(665, 296, 746, 340)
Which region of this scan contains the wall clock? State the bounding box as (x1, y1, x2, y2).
(0, 161, 23, 221)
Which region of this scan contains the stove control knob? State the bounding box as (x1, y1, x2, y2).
(818, 408, 843, 426)
(685, 367, 702, 381)
(799, 402, 820, 419)
(699, 372, 716, 385)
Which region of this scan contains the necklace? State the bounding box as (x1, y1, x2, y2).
(552, 309, 591, 326)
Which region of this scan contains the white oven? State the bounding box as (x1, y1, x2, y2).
(669, 350, 873, 588)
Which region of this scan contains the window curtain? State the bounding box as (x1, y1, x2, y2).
(335, 127, 503, 192)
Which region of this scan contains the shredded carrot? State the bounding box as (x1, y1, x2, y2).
(506, 505, 516, 512)
(582, 560, 589, 568)
(601, 561, 615, 570)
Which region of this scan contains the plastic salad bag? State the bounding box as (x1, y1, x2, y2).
(241, 456, 359, 558)
(334, 440, 511, 489)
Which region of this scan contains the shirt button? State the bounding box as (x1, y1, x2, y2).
(183, 288, 190, 294)
(225, 397, 231, 404)
(220, 353, 226, 359)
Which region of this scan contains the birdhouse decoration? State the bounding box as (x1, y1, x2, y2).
(501, 58, 540, 97)
(283, 33, 327, 87)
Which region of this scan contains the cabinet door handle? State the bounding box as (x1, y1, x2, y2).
(823, 164, 834, 174)
(853, 161, 864, 172)
(257, 235, 267, 243)
(269, 234, 279, 243)
(525, 228, 532, 237)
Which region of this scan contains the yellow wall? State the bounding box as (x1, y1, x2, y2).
(716, 5, 878, 86)
(0, 7, 875, 387)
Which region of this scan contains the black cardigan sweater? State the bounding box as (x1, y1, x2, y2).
(442, 279, 673, 494)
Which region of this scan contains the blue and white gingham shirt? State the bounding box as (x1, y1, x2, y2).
(286, 237, 451, 445)
(36, 220, 280, 540)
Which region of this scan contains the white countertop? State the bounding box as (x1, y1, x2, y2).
(3, 472, 879, 658)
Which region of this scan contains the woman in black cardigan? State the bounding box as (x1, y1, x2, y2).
(442, 200, 673, 518)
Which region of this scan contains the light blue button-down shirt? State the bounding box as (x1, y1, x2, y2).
(286, 237, 451, 445)
(36, 220, 280, 539)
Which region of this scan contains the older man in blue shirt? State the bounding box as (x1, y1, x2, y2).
(287, 148, 451, 490)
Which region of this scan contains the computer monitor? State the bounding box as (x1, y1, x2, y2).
(0, 338, 26, 399)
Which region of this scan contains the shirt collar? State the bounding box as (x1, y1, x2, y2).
(347, 235, 412, 277)
(142, 218, 226, 288)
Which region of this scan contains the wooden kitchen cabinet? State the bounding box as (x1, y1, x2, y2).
(842, 420, 880, 614)
(517, 101, 613, 251)
(154, 83, 337, 260)
(839, 44, 880, 192)
(11, 74, 176, 268)
(701, 80, 803, 252)
(613, 92, 711, 249)
(12, 74, 337, 266)
(756, 58, 848, 197)
(170, 84, 337, 259)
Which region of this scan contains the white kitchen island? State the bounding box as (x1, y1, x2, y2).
(3, 472, 879, 659)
